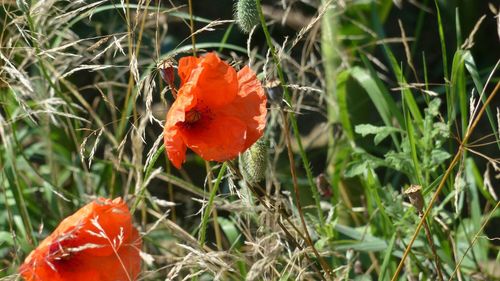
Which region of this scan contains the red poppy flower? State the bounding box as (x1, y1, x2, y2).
(19, 198, 142, 281)
(164, 52, 267, 168)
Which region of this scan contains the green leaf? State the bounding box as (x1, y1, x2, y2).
(218, 217, 241, 249)
(345, 157, 384, 177)
(333, 224, 388, 252)
(0, 231, 14, 247)
(450, 50, 467, 137)
(430, 149, 451, 165)
(355, 124, 401, 145)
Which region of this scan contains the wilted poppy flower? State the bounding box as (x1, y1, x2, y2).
(19, 198, 142, 281)
(164, 52, 267, 168)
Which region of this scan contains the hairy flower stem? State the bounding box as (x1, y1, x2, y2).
(166, 160, 177, 222)
(199, 162, 227, 247)
(254, 0, 324, 226)
(281, 110, 333, 279)
(406, 185, 444, 281)
(254, 0, 331, 277)
(421, 214, 444, 281)
(131, 144, 165, 214)
(204, 161, 223, 250)
(226, 162, 327, 281)
(391, 81, 500, 281)
(116, 0, 135, 140)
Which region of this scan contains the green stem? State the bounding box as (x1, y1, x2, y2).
(390, 82, 500, 281)
(199, 162, 227, 246)
(254, 0, 330, 277)
(254, 0, 323, 225)
(131, 144, 165, 214)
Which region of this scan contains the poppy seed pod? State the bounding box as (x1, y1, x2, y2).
(235, 0, 260, 33)
(239, 138, 267, 184)
(158, 58, 176, 85)
(316, 173, 332, 198)
(404, 184, 424, 213)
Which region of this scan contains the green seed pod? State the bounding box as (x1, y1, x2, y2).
(239, 138, 267, 184)
(234, 0, 260, 33)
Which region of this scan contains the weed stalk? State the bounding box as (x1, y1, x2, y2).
(391, 81, 500, 280)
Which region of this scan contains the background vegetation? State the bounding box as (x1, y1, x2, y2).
(0, 0, 499, 280)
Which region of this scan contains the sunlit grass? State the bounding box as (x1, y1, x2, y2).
(0, 0, 499, 280)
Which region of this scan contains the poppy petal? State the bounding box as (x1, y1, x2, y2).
(222, 65, 267, 148)
(164, 126, 187, 169)
(166, 87, 197, 124)
(164, 53, 267, 167)
(164, 92, 196, 168)
(179, 113, 247, 161)
(19, 198, 141, 281)
(188, 52, 238, 109)
(178, 56, 201, 85)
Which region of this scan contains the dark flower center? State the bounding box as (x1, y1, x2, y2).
(185, 109, 201, 124)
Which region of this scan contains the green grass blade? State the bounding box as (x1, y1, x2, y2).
(384, 49, 424, 127)
(336, 70, 355, 140)
(218, 23, 234, 53)
(463, 51, 500, 150)
(350, 66, 402, 147)
(379, 233, 397, 280)
(403, 91, 423, 185)
(450, 50, 467, 137)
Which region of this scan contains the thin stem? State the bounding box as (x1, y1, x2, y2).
(254, 0, 330, 277)
(188, 0, 196, 56)
(131, 144, 165, 214)
(0, 160, 20, 264)
(204, 161, 223, 250)
(166, 160, 177, 222)
(281, 111, 333, 279)
(199, 162, 227, 246)
(448, 201, 500, 281)
(226, 162, 327, 281)
(390, 81, 500, 281)
(421, 214, 444, 281)
(116, 0, 135, 140)
(254, 0, 323, 225)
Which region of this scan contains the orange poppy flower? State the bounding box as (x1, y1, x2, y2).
(19, 198, 142, 281)
(164, 52, 267, 168)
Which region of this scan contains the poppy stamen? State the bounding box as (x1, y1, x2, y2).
(185, 109, 201, 124)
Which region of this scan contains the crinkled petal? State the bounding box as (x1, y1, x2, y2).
(187, 52, 238, 109)
(166, 88, 197, 125)
(19, 198, 142, 281)
(221, 66, 267, 149)
(178, 56, 201, 85)
(164, 126, 187, 169)
(164, 92, 196, 168)
(179, 113, 247, 162)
